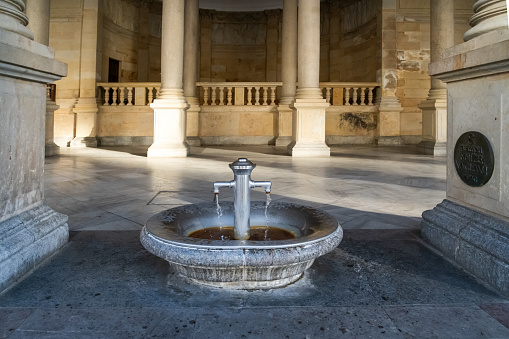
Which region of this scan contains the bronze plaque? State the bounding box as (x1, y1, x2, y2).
(454, 131, 495, 187)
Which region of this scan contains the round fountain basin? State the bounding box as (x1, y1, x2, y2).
(140, 201, 343, 289)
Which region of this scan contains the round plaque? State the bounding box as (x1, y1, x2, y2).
(454, 131, 495, 187)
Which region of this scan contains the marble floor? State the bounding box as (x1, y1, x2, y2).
(43, 145, 447, 232)
(2, 145, 509, 338)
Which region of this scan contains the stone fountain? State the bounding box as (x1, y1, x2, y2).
(140, 158, 343, 289)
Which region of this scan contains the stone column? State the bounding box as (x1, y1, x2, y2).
(422, 1, 509, 296)
(417, 0, 454, 156)
(464, 0, 508, 41)
(288, 0, 330, 157)
(71, 0, 100, 147)
(147, 0, 189, 157)
(25, 0, 60, 157)
(183, 0, 201, 147)
(0, 0, 68, 293)
(276, 0, 297, 147)
(376, 0, 403, 146)
(137, 2, 150, 82)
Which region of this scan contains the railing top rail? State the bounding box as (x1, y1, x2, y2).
(318, 82, 380, 87)
(196, 82, 283, 87)
(97, 82, 161, 87)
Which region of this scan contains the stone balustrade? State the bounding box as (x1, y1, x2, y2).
(97, 82, 379, 107)
(97, 82, 161, 106)
(196, 82, 282, 106)
(319, 82, 379, 106)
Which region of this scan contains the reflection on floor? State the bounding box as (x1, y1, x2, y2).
(1, 146, 508, 338)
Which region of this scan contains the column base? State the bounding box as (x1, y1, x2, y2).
(0, 205, 68, 293)
(275, 136, 292, 147)
(422, 200, 509, 297)
(70, 137, 98, 148)
(147, 143, 190, 158)
(45, 142, 60, 157)
(185, 136, 201, 147)
(376, 136, 401, 146)
(416, 140, 446, 156)
(287, 141, 330, 157)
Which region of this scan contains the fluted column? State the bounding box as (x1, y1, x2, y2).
(148, 0, 189, 157)
(417, 0, 454, 156)
(464, 0, 508, 41)
(276, 0, 297, 147)
(183, 0, 201, 147)
(26, 0, 60, 157)
(288, 0, 330, 157)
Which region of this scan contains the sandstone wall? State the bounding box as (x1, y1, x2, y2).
(395, 0, 475, 143)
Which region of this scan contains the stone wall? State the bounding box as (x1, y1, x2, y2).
(395, 0, 474, 143)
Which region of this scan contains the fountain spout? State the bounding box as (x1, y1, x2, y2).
(213, 158, 271, 240)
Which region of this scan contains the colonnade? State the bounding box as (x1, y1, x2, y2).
(150, 0, 328, 157)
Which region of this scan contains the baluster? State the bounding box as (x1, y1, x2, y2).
(211, 87, 217, 105)
(344, 87, 351, 105)
(127, 87, 133, 105)
(270, 86, 276, 105)
(203, 87, 209, 105)
(227, 87, 233, 105)
(352, 87, 358, 105)
(359, 87, 367, 106)
(254, 87, 260, 105)
(112, 87, 118, 106)
(147, 87, 154, 104)
(262, 86, 268, 105)
(119, 87, 125, 105)
(219, 87, 225, 105)
(325, 87, 331, 104)
(155, 87, 161, 99)
(103, 86, 110, 105)
(247, 87, 253, 106)
(367, 87, 374, 105)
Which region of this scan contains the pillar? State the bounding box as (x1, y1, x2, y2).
(71, 0, 100, 147)
(276, 0, 297, 147)
(26, 0, 60, 157)
(422, 1, 509, 296)
(376, 0, 403, 146)
(137, 2, 150, 82)
(417, 0, 454, 156)
(183, 0, 201, 147)
(147, 0, 189, 157)
(288, 0, 330, 157)
(464, 0, 508, 41)
(0, 0, 68, 292)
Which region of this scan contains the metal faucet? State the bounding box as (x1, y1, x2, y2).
(213, 158, 271, 240)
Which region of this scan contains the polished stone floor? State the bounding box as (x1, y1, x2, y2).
(1, 145, 508, 338)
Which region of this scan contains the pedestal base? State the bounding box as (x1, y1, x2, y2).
(185, 136, 201, 147)
(416, 140, 446, 156)
(422, 200, 509, 296)
(70, 137, 98, 148)
(147, 143, 190, 157)
(0, 205, 68, 293)
(45, 142, 60, 157)
(287, 141, 330, 157)
(275, 136, 292, 147)
(376, 136, 401, 146)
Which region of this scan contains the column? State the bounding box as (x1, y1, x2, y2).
(376, 0, 403, 146)
(26, 0, 60, 156)
(288, 0, 330, 157)
(276, 0, 297, 147)
(464, 0, 508, 41)
(148, 0, 189, 157)
(417, 0, 454, 156)
(422, 1, 509, 296)
(0, 0, 68, 292)
(183, 0, 201, 147)
(71, 0, 100, 147)
(137, 2, 150, 82)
